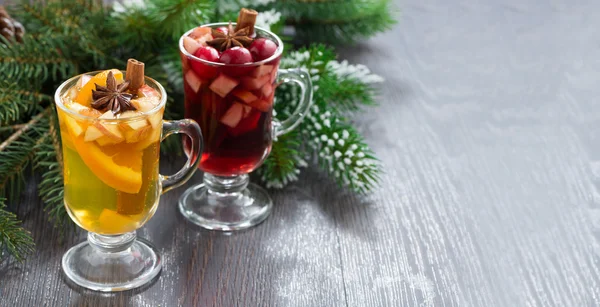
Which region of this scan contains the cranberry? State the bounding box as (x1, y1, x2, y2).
(191, 46, 220, 79)
(219, 47, 253, 64)
(249, 38, 278, 61)
(216, 26, 229, 35)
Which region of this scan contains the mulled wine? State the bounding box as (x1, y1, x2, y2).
(178, 8, 313, 231)
(181, 21, 279, 176)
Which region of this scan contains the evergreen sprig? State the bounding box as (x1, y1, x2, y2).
(219, 0, 396, 44)
(0, 80, 49, 125)
(0, 198, 34, 263)
(258, 45, 382, 192)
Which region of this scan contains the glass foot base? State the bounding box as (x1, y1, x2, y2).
(62, 235, 161, 292)
(178, 182, 273, 231)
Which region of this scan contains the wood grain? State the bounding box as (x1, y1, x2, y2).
(2, 0, 600, 306)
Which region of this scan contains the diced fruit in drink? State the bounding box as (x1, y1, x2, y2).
(191, 46, 220, 79)
(84, 125, 103, 142)
(229, 110, 261, 136)
(185, 70, 203, 93)
(67, 86, 78, 100)
(248, 99, 271, 112)
(65, 116, 84, 137)
(241, 74, 270, 90)
(261, 83, 274, 98)
(209, 74, 239, 97)
(220, 102, 244, 128)
(183, 36, 201, 54)
(71, 136, 142, 194)
(131, 97, 158, 112)
(269, 66, 278, 83)
(251, 64, 273, 78)
(78, 75, 92, 88)
(125, 125, 152, 143)
(147, 112, 162, 129)
(134, 125, 160, 151)
(75, 69, 123, 106)
(118, 111, 148, 130)
(94, 111, 125, 143)
(97, 209, 137, 234)
(190, 26, 212, 38)
(190, 26, 213, 43)
(67, 102, 103, 118)
(242, 105, 252, 118)
(137, 84, 160, 99)
(232, 89, 258, 104)
(249, 38, 278, 61)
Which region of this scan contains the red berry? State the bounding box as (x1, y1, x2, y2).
(194, 46, 220, 62)
(249, 38, 278, 61)
(216, 26, 228, 35)
(191, 46, 220, 79)
(219, 47, 253, 64)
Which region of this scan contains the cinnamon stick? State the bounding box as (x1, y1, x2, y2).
(126, 58, 145, 93)
(236, 8, 258, 36)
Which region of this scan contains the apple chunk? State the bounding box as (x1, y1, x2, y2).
(251, 64, 274, 78)
(185, 70, 203, 93)
(183, 36, 201, 54)
(125, 125, 152, 143)
(94, 111, 124, 143)
(231, 89, 258, 104)
(84, 125, 103, 142)
(241, 74, 270, 90)
(64, 116, 84, 137)
(220, 103, 244, 128)
(131, 97, 159, 112)
(137, 84, 161, 99)
(209, 74, 239, 97)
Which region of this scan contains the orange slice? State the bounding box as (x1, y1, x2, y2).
(72, 136, 142, 194)
(75, 69, 123, 107)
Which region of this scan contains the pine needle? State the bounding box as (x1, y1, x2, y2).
(0, 198, 34, 263)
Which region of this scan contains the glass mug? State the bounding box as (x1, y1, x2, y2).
(178, 23, 313, 231)
(55, 71, 202, 291)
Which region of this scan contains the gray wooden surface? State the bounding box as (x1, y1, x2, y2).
(3, 0, 600, 306)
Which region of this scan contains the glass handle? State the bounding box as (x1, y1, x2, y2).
(273, 68, 314, 136)
(159, 119, 203, 194)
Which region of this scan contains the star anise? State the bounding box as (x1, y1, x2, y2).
(91, 71, 135, 114)
(207, 22, 253, 51)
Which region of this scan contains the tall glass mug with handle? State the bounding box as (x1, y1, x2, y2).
(178, 14, 313, 231)
(55, 65, 202, 292)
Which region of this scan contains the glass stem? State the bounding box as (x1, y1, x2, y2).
(204, 173, 249, 195)
(87, 232, 136, 253)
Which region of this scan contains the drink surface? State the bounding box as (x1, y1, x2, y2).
(57, 70, 164, 235)
(181, 25, 280, 176)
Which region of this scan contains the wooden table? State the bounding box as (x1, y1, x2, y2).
(3, 0, 600, 305)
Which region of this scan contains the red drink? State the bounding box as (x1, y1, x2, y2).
(181, 26, 280, 176)
(177, 14, 312, 231)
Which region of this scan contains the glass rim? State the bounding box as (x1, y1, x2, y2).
(178, 22, 284, 67)
(54, 70, 167, 122)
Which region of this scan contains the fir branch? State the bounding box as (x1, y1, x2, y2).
(34, 113, 67, 227)
(257, 130, 306, 188)
(0, 35, 77, 82)
(275, 0, 395, 44)
(0, 109, 49, 200)
(303, 106, 381, 193)
(269, 44, 382, 192)
(0, 198, 35, 263)
(0, 80, 50, 125)
(148, 0, 214, 41)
